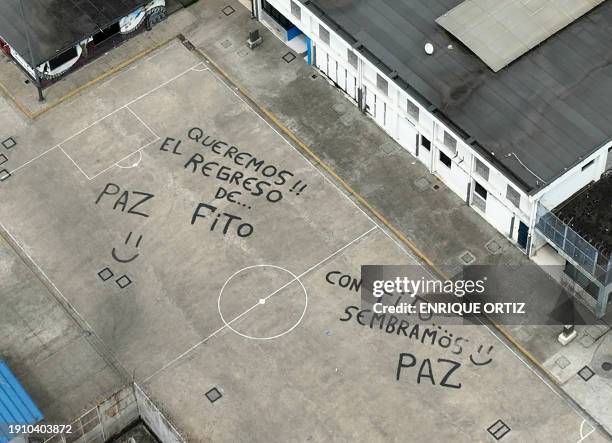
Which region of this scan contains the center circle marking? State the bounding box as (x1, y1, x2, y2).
(218, 265, 308, 340)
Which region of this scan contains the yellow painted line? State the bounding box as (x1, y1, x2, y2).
(196, 45, 561, 386)
(197, 49, 441, 273)
(495, 324, 559, 381)
(0, 36, 176, 119)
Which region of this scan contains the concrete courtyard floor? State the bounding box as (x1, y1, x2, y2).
(0, 35, 608, 443)
(180, 0, 612, 436)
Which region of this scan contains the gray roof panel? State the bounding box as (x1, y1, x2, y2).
(436, 0, 606, 72)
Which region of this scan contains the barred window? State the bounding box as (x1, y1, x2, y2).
(319, 25, 330, 45)
(407, 100, 419, 122)
(347, 49, 358, 68)
(376, 74, 388, 96)
(474, 158, 490, 181)
(506, 185, 521, 208)
(290, 1, 301, 20)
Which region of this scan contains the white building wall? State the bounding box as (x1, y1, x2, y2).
(260, 0, 607, 252)
(538, 147, 609, 210)
(486, 194, 514, 235)
(433, 143, 470, 199)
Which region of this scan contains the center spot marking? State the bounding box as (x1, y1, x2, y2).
(218, 265, 308, 340)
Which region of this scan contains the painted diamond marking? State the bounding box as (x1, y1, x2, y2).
(116, 275, 133, 289)
(98, 267, 114, 281)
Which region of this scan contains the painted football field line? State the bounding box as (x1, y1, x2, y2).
(8, 62, 205, 179)
(2, 41, 599, 437)
(142, 226, 377, 384)
(197, 47, 602, 435)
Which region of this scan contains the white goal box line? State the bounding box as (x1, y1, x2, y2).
(9, 62, 205, 180)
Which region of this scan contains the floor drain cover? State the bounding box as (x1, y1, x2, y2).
(459, 251, 476, 265)
(485, 239, 503, 254)
(282, 52, 296, 63)
(2, 137, 16, 150)
(578, 365, 595, 381)
(205, 387, 222, 403)
(414, 177, 430, 191)
(487, 419, 511, 440)
(380, 142, 398, 155)
(579, 334, 595, 348)
(222, 5, 235, 16)
(333, 103, 346, 114)
(339, 113, 353, 126)
(555, 356, 570, 369)
(506, 259, 520, 270)
(602, 362, 612, 371)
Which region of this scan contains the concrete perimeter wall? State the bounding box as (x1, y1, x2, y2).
(134, 384, 186, 443)
(40, 384, 185, 443)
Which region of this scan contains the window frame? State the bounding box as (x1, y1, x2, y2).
(443, 131, 457, 154)
(474, 181, 488, 200)
(319, 25, 330, 45)
(581, 159, 595, 171)
(290, 0, 301, 20)
(474, 158, 490, 181)
(439, 151, 452, 169)
(376, 74, 388, 96)
(421, 135, 431, 151)
(506, 185, 521, 209)
(406, 99, 419, 122)
(347, 49, 358, 69)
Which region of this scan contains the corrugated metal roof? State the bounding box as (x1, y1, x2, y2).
(436, 0, 605, 72)
(0, 361, 43, 443)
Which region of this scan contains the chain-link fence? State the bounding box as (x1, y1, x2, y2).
(535, 203, 611, 287)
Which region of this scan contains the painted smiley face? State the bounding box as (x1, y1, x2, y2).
(111, 231, 142, 263)
(469, 344, 494, 366)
